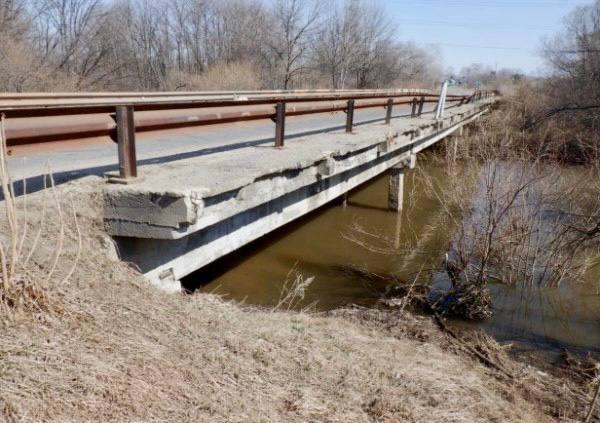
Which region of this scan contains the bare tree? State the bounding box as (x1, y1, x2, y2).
(314, 0, 361, 88)
(542, 0, 600, 109)
(29, 0, 122, 89)
(0, 0, 29, 37)
(266, 0, 322, 89)
(350, 3, 394, 88)
(0, 0, 443, 91)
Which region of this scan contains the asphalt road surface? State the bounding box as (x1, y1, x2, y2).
(6, 103, 437, 195)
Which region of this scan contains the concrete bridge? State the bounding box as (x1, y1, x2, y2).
(2, 88, 496, 291)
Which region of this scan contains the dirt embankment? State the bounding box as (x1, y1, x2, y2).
(0, 178, 594, 422)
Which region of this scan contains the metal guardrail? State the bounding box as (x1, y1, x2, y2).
(0, 88, 496, 181)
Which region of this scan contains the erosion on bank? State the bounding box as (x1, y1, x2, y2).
(0, 177, 595, 422)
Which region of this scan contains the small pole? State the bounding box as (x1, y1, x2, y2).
(274, 102, 286, 147)
(115, 105, 137, 179)
(418, 96, 425, 116)
(385, 98, 393, 124)
(411, 97, 418, 117)
(345, 99, 355, 133)
(435, 80, 449, 120)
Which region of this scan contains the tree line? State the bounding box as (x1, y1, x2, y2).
(0, 0, 443, 92)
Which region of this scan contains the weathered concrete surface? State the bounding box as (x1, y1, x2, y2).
(388, 166, 405, 212)
(104, 100, 495, 290)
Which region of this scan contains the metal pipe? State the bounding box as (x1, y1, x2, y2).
(4, 97, 454, 147)
(0, 92, 466, 118)
(2, 89, 481, 155)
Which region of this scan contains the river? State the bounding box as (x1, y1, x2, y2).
(188, 160, 600, 358)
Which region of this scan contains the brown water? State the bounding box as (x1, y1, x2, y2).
(190, 163, 600, 356)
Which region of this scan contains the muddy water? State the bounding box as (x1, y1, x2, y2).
(193, 162, 600, 355)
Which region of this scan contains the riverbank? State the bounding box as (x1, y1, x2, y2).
(0, 178, 594, 422)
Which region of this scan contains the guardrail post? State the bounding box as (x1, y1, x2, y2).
(418, 96, 425, 116)
(411, 97, 419, 117)
(385, 98, 393, 124)
(274, 102, 286, 147)
(115, 105, 137, 179)
(345, 99, 355, 133)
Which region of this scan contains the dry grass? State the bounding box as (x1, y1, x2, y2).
(273, 265, 315, 312)
(455, 84, 600, 166)
(0, 176, 592, 421)
(163, 61, 263, 91)
(0, 116, 81, 317)
(0, 35, 80, 92)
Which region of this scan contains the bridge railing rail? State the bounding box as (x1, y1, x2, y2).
(0, 88, 497, 181)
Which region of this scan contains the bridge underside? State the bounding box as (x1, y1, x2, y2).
(103, 102, 493, 291)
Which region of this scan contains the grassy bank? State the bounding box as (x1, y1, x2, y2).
(0, 169, 595, 422)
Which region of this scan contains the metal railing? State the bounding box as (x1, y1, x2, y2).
(0, 88, 496, 180)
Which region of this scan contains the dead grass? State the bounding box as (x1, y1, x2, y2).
(0, 116, 81, 317)
(0, 177, 594, 422)
(163, 61, 263, 91)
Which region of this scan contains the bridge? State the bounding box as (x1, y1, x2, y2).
(1, 87, 497, 291)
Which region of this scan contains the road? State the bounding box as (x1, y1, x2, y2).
(6, 102, 437, 195)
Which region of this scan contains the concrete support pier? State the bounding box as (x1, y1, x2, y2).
(388, 165, 405, 211)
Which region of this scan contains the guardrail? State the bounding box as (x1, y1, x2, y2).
(0, 88, 496, 181)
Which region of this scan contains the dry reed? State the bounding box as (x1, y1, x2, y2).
(0, 114, 81, 317)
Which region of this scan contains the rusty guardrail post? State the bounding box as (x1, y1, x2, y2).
(385, 98, 393, 124)
(115, 105, 137, 179)
(411, 97, 418, 117)
(345, 99, 355, 133)
(274, 102, 286, 147)
(418, 96, 425, 116)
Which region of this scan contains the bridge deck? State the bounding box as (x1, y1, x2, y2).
(102, 100, 494, 289)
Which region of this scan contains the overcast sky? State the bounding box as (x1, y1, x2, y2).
(385, 0, 593, 75)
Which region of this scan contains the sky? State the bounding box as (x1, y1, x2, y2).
(385, 0, 593, 75)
